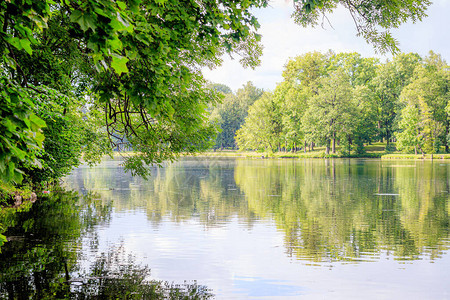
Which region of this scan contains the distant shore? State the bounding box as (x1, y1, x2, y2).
(192, 151, 450, 160)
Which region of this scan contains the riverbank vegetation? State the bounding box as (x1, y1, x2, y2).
(211, 51, 450, 158)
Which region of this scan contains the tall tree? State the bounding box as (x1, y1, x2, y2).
(371, 53, 421, 145)
(396, 104, 422, 154)
(236, 92, 282, 151)
(351, 85, 378, 151)
(397, 53, 450, 153)
(277, 52, 328, 151)
(273, 81, 306, 151)
(328, 52, 380, 150)
(302, 70, 356, 154)
(210, 82, 263, 149)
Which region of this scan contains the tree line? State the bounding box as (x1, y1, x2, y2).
(211, 51, 450, 155)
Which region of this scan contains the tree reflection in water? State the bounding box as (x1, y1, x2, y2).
(0, 191, 212, 299)
(69, 158, 450, 264)
(234, 159, 450, 262)
(69, 243, 212, 299)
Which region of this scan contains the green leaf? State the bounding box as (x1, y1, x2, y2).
(6, 37, 21, 50)
(3, 55, 17, 70)
(110, 18, 126, 31)
(10, 145, 27, 161)
(70, 10, 97, 31)
(70, 10, 83, 25)
(28, 12, 48, 30)
(12, 169, 23, 183)
(0, 234, 7, 251)
(20, 39, 32, 55)
(135, 33, 150, 45)
(8, 161, 15, 176)
(2, 119, 17, 132)
(117, 1, 127, 10)
(110, 54, 129, 75)
(29, 114, 46, 128)
(108, 37, 123, 51)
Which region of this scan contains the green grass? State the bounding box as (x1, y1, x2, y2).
(365, 142, 391, 152)
(382, 153, 450, 160)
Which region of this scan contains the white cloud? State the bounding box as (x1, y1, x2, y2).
(203, 1, 450, 91)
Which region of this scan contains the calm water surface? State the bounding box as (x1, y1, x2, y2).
(2, 158, 450, 299)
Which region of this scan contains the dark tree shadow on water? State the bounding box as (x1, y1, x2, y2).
(0, 191, 213, 300)
(70, 244, 213, 300)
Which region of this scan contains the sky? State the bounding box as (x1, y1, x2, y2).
(202, 0, 450, 91)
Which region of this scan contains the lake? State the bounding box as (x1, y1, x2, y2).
(1, 157, 449, 299)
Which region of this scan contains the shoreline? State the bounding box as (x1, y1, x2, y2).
(112, 151, 450, 160)
(189, 151, 450, 160)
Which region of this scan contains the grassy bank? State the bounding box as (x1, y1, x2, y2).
(196, 151, 450, 160)
(194, 150, 384, 159)
(381, 154, 450, 160)
(193, 143, 450, 160)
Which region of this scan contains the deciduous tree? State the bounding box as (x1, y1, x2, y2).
(236, 92, 282, 151)
(302, 70, 355, 154)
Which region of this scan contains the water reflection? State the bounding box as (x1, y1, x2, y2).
(0, 191, 212, 299)
(67, 159, 255, 227)
(235, 159, 449, 262)
(66, 158, 450, 264)
(71, 244, 212, 299)
(0, 191, 104, 299)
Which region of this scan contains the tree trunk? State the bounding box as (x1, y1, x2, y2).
(446, 121, 450, 153)
(311, 142, 314, 151)
(304, 141, 307, 153)
(332, 133, 336, 154)
(415, 145, 417, 155)
(378, 121, 382, 142)
(348, 136, 352, 154)
(325, 140, 330, 154)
